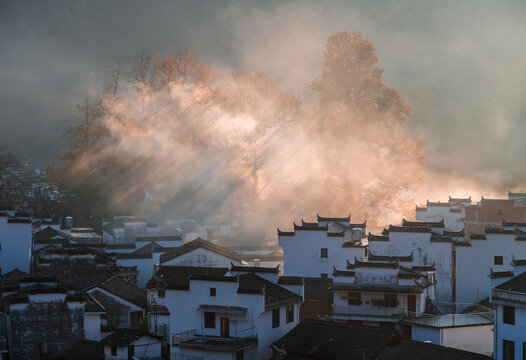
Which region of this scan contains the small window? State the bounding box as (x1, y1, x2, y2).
(158, 289, 165, 298)
(128, 345, 135, 356)
(111, 346, 117, 356)
(236, 351, 244, 360)
(286, 305, 294, 323)
(272, 308, 280, 328)
(495, 256, 504, 265)
(320, 273, 328, 279)
(210, 288, 216, 296)
(498, 208, 503, 216)
(321, 248, 328, 258)
(503, 339, 515, 360)
(348, 292, 362, 305)
(204, 312, 216, 328)
(522, 342, 526, 360)
(503, 305, 515, 325)
(384, 294, 398, 307)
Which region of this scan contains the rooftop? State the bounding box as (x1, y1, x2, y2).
(238, 273, 302, 310)
(147, 266, 229, 290)
(496, 271, 526, 293)
(402, 219, 445, 228)
(100, 329, 149, 347)
(272, 319, 400, 360)
(317, 214, 351, 222)
(379, 340, 491, 360)
(230, 263, 280, 274)
(86, 275, 146, 308)
(160, 238, 241, 263)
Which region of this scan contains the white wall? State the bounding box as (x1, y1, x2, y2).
(104, 345, 127, 359)
(495, 304, 526, 360)
(368, 232, 452, 302)
(442, 324, 493, 356)
(256, 303, 299, 360)
(163, 277, 299, 360)
(116, 257, 156, 288)
(411, 325, 440, 344)
(416, 205, 464, 231)
(0, 216, 31, 273)
(279, 231, 365, 277)
(84, 313, 101, 341)
(161, 248, 241, 267)
(456, 233, 523, 304)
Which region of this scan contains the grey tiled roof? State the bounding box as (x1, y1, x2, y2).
(160, 238, 241, 263)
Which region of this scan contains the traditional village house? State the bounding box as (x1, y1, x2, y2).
(0, 276, 104, 360)
(113, 241, 179, 287)
(455, 223, 526, 304)
(490, 257, 526, 360)
(84, 275, 147, 331)
(417, 193, 526, 237)
(332, 256, 436, 330)
(0, 210, 32, 274)
(147, 263, 302, 360)
(278, 215, 367, 278)
(33, 244, 128, 289)
(227, 244, 283, 269)
(271, 319, 492, 360)
(367, 221, 461, 303)
(415, 197, 471, 232)
(100, 328, 162, 360)
(158, 238, 243, 268)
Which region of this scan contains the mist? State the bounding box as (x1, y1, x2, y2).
(1, 0, 526, 219)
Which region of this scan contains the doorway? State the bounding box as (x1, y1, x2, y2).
(220, 317, 230, 338)
(407, 295, 416, 313)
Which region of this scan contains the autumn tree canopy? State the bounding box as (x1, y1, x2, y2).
(50, 32, 423, 238)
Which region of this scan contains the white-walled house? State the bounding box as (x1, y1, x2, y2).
(415, 197, 471, 232)
(492, 271, 526, 360)
(147, 265, 302, 360)
(455, 226, 526, 304)
(367, 223, 458, 302)
(332, 257, 436, 328)
(0, 213, 32, 274)
(85, 275, 147, 330)
(2, 277, 104, 359)
(159, 238, 243, 268)
(101, 329, 162, 360)
(278, 216, 367, 278)
(115, 241, 178, 287)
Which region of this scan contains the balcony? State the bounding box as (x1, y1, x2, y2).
(333, 304, 404, 321)
(399, 302, 493, 328)
(172, 328, 258, 352)
(493, 288, 526, 306)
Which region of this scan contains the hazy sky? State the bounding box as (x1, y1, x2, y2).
(1, 0, 525, 198)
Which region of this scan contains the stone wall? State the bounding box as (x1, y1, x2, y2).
(9, 301, 84, 359)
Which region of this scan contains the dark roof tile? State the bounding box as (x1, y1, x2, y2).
(160, 238, 241, 263)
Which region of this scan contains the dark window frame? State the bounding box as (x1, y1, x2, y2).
(210, 287, 216, 296)
(272, 308, 280, 328)
(503, 305, 515, 325)
(204, 312, 216, 328)
(157, 289, 165, 298)
(111, 346, 117, 356)
(286, 305, 294, 323)
(384, 294, 398, 307)
(495, 256, 504, 265)
(321, 248, 328, 258)
(503, 339, 515, 360)
(348, 292, 362, 305)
